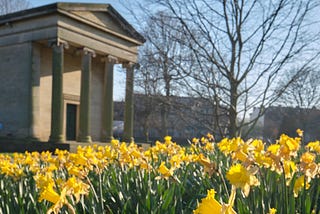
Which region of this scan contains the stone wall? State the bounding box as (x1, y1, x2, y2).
(0, 42, 32, 138)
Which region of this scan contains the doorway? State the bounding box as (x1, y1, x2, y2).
(66, 104, 77, 141)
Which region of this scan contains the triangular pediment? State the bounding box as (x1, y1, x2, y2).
(58, 3, 145, 44)
(70, 11, 131, 39)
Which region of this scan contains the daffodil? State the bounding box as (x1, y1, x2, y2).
(198, 154, 216, 176)
(38, 185, 60, 204)
(111, 138, 119, 147)
(296, 129, 303, 137)
(206, 133, 214, 141)
(0, 160, 24, 180)
(204, 142, 214, 152)
(218, 138, 231, 155)
(268, 208, 277, 214)
(170, 154, 183, 169)
(250, 139, 264, 152)
(193, 189, 222, 214)
(267, 144, 280, 155)
(226, 164, 259, 197)
(64, 176, 90, 202)
(194, 188, 236, 214)
(301, 152, 315, 163)
(293, 175, 310, 197)
(69, 153, 87, 166)
(232, 149, 248, 163)
(300, 152, 318, 178)
(218, 138, 244, 155)
(192, 137, 200, 144)
(305, 141, 320, 153)
(283, 160, 297, 181)
(278, 134, 300, 158)
(158, 162, 173, 178)
(164, 136, 172, 144)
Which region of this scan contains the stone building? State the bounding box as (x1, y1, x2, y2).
(114, 94, 227, 144)
(250, 106, 320, 142)
(0, 3, 144, 144)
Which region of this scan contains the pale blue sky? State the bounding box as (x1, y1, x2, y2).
(28, 0, 132, 101)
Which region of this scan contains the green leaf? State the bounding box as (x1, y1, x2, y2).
(162, 186, 175, 211)
(305, 194, 311, 213)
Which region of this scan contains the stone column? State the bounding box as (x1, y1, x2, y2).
(29, 43, 41, 141)
(78, 48, 95, 143)
(102, 56, 117, 142)
(49, 40, 68, 143)
(123, 62, 135, 143)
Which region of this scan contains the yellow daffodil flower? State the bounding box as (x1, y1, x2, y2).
(293, 175, 310, 197)
(268, 208, 277, 214)
(193, 189, 222, 214)
(305, 141, 320, 153)
(296, 129, 303, 137)
(226, 164, 259, 197)
(158, 162, 173, 178)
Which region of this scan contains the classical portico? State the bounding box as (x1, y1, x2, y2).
(0, 3, 145, 144)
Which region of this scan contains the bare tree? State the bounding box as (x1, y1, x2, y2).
(277, 67, 320, 109)
(135, 12, 192, 138)
(0, 0, 30, 15)
(273, 67, 320, 140)
(126, 0, 320, 138)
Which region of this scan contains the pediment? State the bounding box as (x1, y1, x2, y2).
(70, 10, 130, 39)
(58, 3, 145, 45)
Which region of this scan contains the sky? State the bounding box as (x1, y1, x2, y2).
(28, 0, 133, 101)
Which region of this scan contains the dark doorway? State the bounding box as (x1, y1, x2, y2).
(66, 104, 77, 141)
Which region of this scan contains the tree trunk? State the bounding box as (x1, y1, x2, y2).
(229, 82, 238, 137)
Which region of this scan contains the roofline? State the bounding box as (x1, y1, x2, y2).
(105, 4, 146, 43)
(0, 3, 58, 25)
(0, 2, 145, 43)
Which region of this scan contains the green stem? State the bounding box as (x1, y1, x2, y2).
(86, 176, 99, 203)
(258, 169, 266, 213)
(281, 164, 289, 214)
(301, 176, 306, 214)
(218, 168, 230, 199)
(99, 172, 104, 213)
(313, 179, 320, 212)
